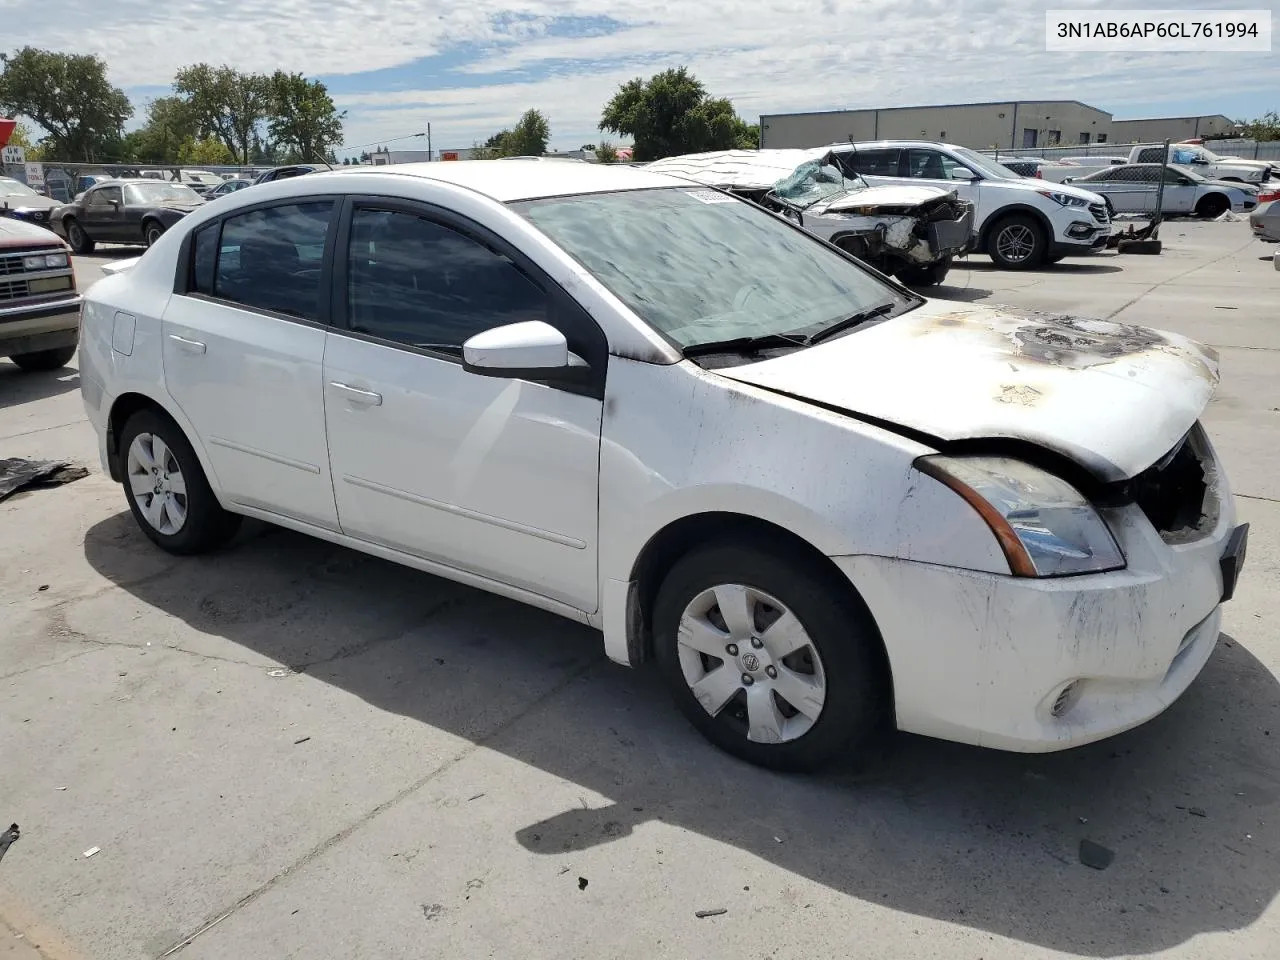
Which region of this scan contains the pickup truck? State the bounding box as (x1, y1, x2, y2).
(0, 216, 80, 371)
(1128, 143, 1275, 185)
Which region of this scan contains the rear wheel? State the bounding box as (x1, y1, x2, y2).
(653, 539, 888, 772)
(119, 409, 240, 555)
(65, 217, 95, 255)
(1195, 193, 1230, 219)
(10, 344, 76, 371)
(143, 219, 165, 247)
(987, 214, 1045, 269)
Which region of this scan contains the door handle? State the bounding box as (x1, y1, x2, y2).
(328, 381, 383, 406)
(168, 334, 206, 354)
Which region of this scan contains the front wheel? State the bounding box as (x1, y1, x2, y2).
(896, 256, 951, 287)
(987, 214, 1045, 269)
(10, 344, 76, 371)
(65, 217, 95, 255)
(1045, 252, 1067, 264)
(119, 409, 241, 555)
(653, 539, 888, 772)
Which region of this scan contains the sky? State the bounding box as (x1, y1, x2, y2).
(5, 0, 1277, 157)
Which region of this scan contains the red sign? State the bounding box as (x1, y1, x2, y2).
(0, 119, 15, 149)
(441, 151, 459, 161)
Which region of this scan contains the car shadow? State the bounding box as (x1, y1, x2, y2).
(82, 515, 1280, 957)
(926, 284, 994, 303)
(961, 260, 1126, 276)
(0, 357, 80, 410)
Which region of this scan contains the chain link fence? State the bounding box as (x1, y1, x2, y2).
(983, 139, 1280, 164)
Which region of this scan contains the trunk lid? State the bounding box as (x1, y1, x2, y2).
(712, 299, 1218, 481)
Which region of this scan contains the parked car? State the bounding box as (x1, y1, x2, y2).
(1250, 200, 1279, 242)
(205, 178, 254, 199)
(51, 180, 205, 253)
(827, 141, 1111, 268)
(1066, 163, 1260, 218)
(73, 174, 113, 199)
(998, 157, 1051, 178)
(252, 164, 319, 185)
(173, 170, 226, 197)
(644, 149, 973, 286)
(0, 176, 61, 229)
(77, 161, 1246, 770)
(1129, 143, 1274, 185)
(0, 215, 80, 371)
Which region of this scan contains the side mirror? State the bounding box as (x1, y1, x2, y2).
(950, 168, 978, 181)
(462, 320, 589, 384)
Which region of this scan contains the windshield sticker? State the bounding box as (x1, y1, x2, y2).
(683, 188, 736, 204)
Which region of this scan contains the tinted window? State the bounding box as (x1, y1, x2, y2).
(906, 148, 970, 180)
(346, 208, 548, 351)
(841, 148, 900, 177)
(87, 186, 122, 207)
(1136, 147, 1164, 163)
(213, 201, 333, 321)
(191, 223, 219, 295)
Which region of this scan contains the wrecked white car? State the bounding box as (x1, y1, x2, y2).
(644, 149, 974, 286)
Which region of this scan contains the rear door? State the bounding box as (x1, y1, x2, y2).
(161, 197, 342, 530)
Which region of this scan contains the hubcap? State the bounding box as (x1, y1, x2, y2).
(996, 224, 1036, 262)
(676, 584, 827, 744)
(126, 433, 188, 535)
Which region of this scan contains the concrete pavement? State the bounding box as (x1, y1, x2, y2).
(1, 227, 1277, 959)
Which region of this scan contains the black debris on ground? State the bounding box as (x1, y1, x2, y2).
(695, 908, 728, 919)
(1079, 839, 1115, 870)
(577, 877, 588, 890)
(0, 824, 19, 864)
(0, 459, 89, 503)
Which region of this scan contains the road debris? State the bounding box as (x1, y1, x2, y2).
(82, 846, 100, 859)
(421, 903, 443, 921)
(267, 669, 292, 678)
(577, 877, 588, 890)
(293, 737, 310, 745)
(468, 793, 485, 802)
(1189, 806, 1208, 818)
(0, 824, 18, 864)
(37, 584, 48, 592)
(0, 459, 89, 502)
(695, 908, 728, 919)
(1078, 839, 1114, 870)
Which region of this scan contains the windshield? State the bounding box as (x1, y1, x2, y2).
(772, 161, 863, 208)
(953, 147, 1022, 180)
(124, 182, 202, 204)
(517, 187, 912, 349)
(0, 178, 40, 198)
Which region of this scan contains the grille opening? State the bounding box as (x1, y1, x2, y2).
(1127, 427, 1212, 540)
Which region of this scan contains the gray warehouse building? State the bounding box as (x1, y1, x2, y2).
(760, 100, 1114, 151)
(1110, 114, 1238, 143)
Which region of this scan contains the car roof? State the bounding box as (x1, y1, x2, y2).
(644, 149, 833, 189)
(318, 159, 685, 202)
(826, 140, 968, 151)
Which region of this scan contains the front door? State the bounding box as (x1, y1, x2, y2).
(161, 198, 341, 530)
(322, 201, 605, 612)
(83, 185, 126, 241)
(1160, 169, 1199, 214)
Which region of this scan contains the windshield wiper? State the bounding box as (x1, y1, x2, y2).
(801, 302, 898, 345)
(681, 332, 807, 358)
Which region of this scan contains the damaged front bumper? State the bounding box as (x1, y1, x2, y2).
(833, 432, 1241, 753)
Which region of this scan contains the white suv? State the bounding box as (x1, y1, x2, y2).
(827, 141, 1112, 269)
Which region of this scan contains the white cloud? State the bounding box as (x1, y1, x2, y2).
(6, 0, 1272, 151)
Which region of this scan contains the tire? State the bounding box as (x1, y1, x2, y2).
(64, 217, 95, 255)
(986, 214, 1046, 269)
(10, 344, 77, 371)
(1195, 193, 1230, 219)
(896, 256, 951, 287)
(1045, 253, 1067, 264)
(143, 219, 165, 247)
(118, 408, 241, 555)
(652, 538, 888, 772)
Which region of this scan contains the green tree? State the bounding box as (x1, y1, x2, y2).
(595, 140, 619, 163)
(599, 67, 756, 161)
(507, 109, 550, 156)
(117, 96, 197, 163)
(6, 119, 42, 159)
(174, 64, 271, 164)
(177, 136, 235, 165)
(0, 47, 132, 160)
(1236, 111, 1279, 142)
(267, 71, 345, 163)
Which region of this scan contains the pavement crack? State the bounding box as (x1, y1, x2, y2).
(157, 656, 602, 957)
(1105, 235, 1258, 321)
(1237, 493, 1280, 504)
(0, 648, 97, 682)
(289, 596, 463, 672)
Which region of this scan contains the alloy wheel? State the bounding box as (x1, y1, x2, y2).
(675, 583, 827, 744)
(995, 223, 1037, 263)
(126, 432, 188, 535)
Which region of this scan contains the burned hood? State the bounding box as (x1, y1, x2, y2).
(712, 299, 1218, 482)
(0, 215, 65, 249)
(812, 183, 954, 213)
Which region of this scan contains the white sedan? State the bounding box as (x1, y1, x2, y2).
(78, 161, 1247, 771)
(1067, 163, 1260, 218)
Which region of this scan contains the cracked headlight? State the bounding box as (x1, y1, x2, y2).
(1036, 190, 1090, 208)
(917, 455, 1125, 577)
